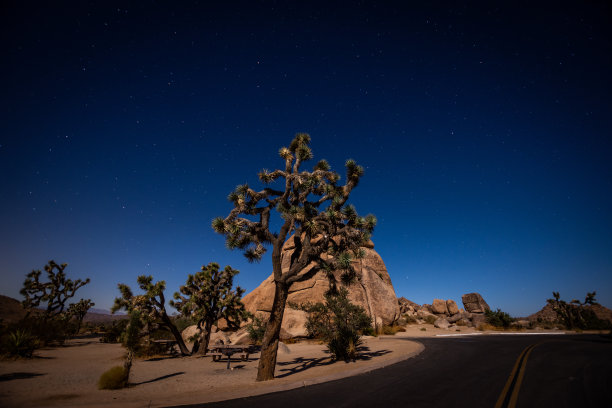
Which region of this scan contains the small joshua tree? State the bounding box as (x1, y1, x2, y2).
(111, 276, 191, 356)
(213, 133, 375, 381)
(66, 298, 95, 334)
(171, 263, 249, 354)
(20, 260, 90, 318)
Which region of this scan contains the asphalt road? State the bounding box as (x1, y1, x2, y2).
(172, 334, 612, 408)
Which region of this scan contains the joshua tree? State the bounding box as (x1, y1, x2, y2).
(111, 275, 191, 356)
(171, 262, 249, 354)
(20, 260, 90, 318)
(123, 311, 143, 385)
(213, 133, 375, 381)
(66, 298, 95, 334)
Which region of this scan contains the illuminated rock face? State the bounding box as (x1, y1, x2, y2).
(242, 237, 401, 334)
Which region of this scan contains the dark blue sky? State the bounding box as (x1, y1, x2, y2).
(2, 1, 611, 316)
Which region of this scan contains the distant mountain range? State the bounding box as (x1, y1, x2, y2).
(0, 294, 126, 324)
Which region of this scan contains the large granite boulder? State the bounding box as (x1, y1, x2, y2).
(447, 300, 459, 315)
(462, 293, 491, 314)
(432, 299, 449, 315)
(242, 237, 400, 331)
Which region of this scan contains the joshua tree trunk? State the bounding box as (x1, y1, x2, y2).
(191, 320, 213, 355)
(256, 280, 289, 381)
(160, 313, 191, 356)
(123, 349, 133, 385)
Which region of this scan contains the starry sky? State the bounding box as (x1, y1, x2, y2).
(1, 1, 611, 317)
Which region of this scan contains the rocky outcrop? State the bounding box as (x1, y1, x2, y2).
(462, 293, 490, 314)
(241, 238, 400, 337)
(446, 300, 459, 315)
(398, 297, 419, 314)
(397, 293, 493, 329)
(528, 303, 612, 325)
(432, 299, 449, 314)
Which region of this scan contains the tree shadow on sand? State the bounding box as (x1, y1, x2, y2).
(131, 371, 185, 386)
(144, 354, 183, 362)
(0, 372, 45, 382)
(274, 346, 392, 378)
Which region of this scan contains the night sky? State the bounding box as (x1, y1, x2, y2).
(1, 1, 611, 317)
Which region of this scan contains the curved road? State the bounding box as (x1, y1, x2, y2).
(172, 334, 612, 408)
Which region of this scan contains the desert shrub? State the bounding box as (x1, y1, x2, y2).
(420, 327, 426, 331)
(485, 309, 513, 328)
(401, 314, 417, 325)
(100, 319, 129, 343)
(98, 366, 128, 389)
(2, 329, 39, 358)
(423, 315, 436, 325)
(380, 324, 404, 335)
(246, 315, 267, 345)
(17, 316, 73, 346)
(302, 288, 372, 361)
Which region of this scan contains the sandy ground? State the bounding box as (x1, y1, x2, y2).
(0, 324, 569, 408)
(0, 329, 428, 408)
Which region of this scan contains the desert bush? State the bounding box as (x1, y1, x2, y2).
(2, 329, 38, 358)
(380, 324, 404, 335)
(485, 308, 513, 328)
(420, 327, 426, 331)
(301, 288, 372, 361)
(423, 315, 436, 325)
(100, 319, 129, 343)
(401, 314, 417, 325)
(98, 366, 128, 389)
(246, 314, 267, 345)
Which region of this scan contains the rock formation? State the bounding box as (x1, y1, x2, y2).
(397, 292, 492, 329)
(241, 237, 400, 338)
(461, 293, 490, 314)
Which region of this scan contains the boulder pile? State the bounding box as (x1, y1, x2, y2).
(240, 236, 400, 339)
(398, 292, 491, 329)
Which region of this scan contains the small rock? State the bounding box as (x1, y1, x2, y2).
(434, 318, 450, 329)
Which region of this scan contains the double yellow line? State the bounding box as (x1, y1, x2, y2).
(494, 342, 543, 408)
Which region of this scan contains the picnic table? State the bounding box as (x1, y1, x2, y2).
(207, 345, 255, 369)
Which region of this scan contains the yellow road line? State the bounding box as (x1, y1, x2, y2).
(507, 344, 537, 407)
(494, 344, 534, 408)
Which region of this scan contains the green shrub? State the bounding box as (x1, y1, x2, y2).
(2, 329, 38, 358)
(98, 366, 128, 389)
(246, 315, 267, 345)
(423, 315, 436, 325)
(420, 327, 426, 331)
(302, 288, 372, 361)
(485, 309, 513, 328)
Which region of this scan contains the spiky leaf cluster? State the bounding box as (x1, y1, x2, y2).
(170, 263, 249, 331)
(20, 260, 90, 317)
(111, 276, 170, 324)
(213, 133, 376, 289)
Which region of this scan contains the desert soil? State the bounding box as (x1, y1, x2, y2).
(0, 326, 441, 408)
